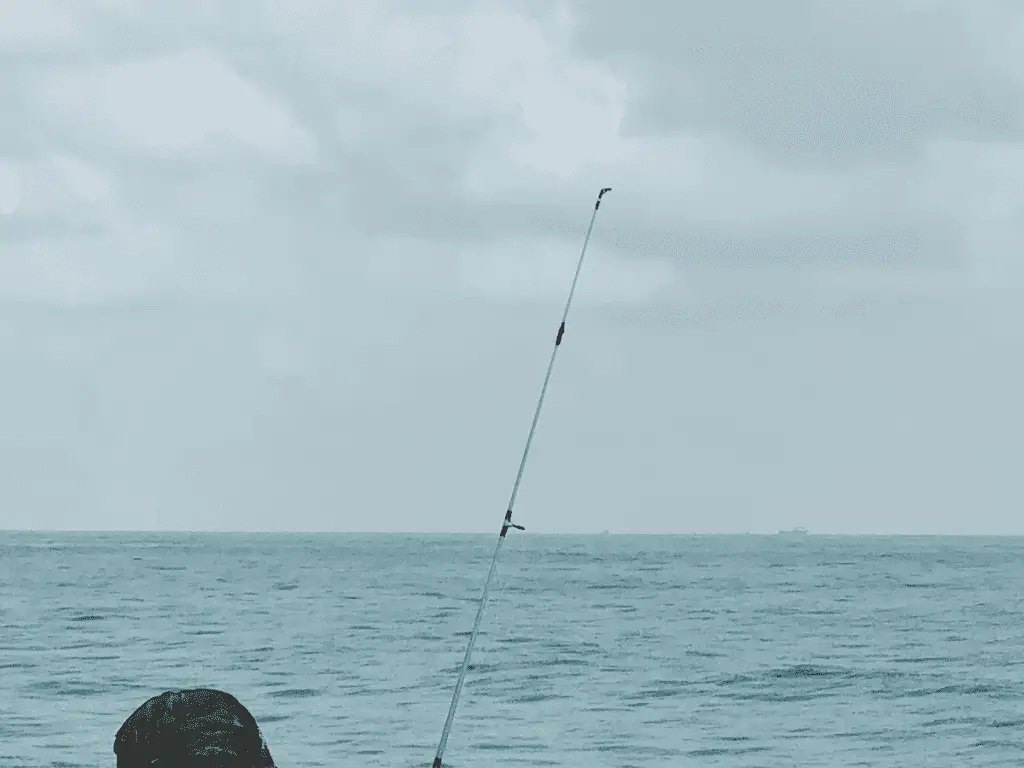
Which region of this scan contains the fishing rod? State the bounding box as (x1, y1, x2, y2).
(432, 187, 613, 768)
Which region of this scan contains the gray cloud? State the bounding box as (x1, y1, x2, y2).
(1, 0, 1022, 533)
(565, 0, 1024, 165)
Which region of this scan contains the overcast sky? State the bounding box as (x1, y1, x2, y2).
(1, 1, 1022, 534)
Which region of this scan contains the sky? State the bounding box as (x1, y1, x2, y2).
(1, 0, 1022, 535)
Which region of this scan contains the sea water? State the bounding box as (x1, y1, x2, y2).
(1, 532, 1023, 767)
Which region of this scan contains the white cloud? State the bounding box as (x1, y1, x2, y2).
(916, 140, 1024, 287)
(0, 0, 79, 51)
(269, 2, 628, 186)
(454, 8, 628, 182)
(0, 155, 115, 224)
(0, 161, 22, 214)
(47, 155, 114, 203)
(457, 237, 676, 306)
(37, 48, 317, 162)
(0, 215, 178, 306)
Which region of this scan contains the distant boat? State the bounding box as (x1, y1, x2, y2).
(777, 527, 809, 537)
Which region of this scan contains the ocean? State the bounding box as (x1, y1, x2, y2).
(1, 532, 1023, 767)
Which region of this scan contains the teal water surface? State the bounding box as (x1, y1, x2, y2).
(1, 533, 1023, 766)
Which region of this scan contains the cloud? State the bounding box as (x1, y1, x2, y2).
(0, 1, 79, 51)
(0, 160, 22, 214)
(457, 238, 677, 306)
(37, 47, 317, 163)
(1, 0, 1023, 533)
(4, 1, 1021, 315)
(563, 0, 1024, 165)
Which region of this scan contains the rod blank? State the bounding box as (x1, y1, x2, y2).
(432, 187, 613, 768)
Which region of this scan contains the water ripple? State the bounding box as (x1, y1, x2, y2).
(2, 532, 1024, 766)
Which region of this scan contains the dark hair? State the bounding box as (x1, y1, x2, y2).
(114, 689, 275, 768)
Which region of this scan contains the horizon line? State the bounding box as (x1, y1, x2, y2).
(2, 528, 1022, 537)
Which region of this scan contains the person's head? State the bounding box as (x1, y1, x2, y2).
(114, 688, 275, 768)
